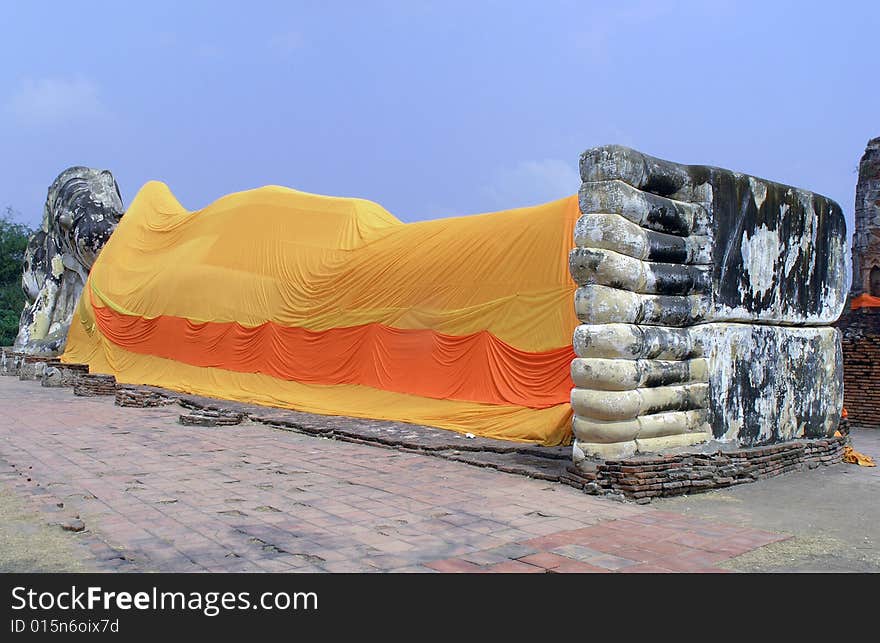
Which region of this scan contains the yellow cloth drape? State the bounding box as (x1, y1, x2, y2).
(63, 182, 579, 445)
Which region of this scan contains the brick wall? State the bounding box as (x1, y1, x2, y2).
(566, 437, 845, 503)
(838, 308, 880, 427)
(841, 336, 880, 427)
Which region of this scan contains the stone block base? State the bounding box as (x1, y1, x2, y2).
(567, 436, 845, 503)
(42, 363, 89, 387)
(0, 348, 22, 376)
(178, 410, 245, 427)
(18, 356, 58, 381)
(115, 386, 178, 408)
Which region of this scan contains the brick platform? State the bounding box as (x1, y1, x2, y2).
(73, 373, 117, 396)
(3, 344, 852, 504)
(0, 376, 800, 572)
(107, 385, 845, 504)
(567, 437, 845, 503)
(115, 386, 177, 408)
(0, 350, 90, 388)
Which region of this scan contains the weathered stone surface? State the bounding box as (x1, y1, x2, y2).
(59, 518, 85, 533)
(17, 359, 44, 381)
(698, 324, 842, 444)
(579, 146, 848, 323)
(571, 145, 847, 462)
(0, 348, 23, 376)
(41, 366, 65, 387)
(14, 167, 123, 356)
(178, 410, 245, 427)
(39, 361, 85, 387)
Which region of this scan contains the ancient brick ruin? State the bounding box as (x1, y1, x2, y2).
(839, 137, 880, 427)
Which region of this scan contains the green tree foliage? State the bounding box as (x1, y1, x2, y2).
(0, 207, 33, 346)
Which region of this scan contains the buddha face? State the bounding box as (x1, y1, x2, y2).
(50, 169, 123, 271)
(15, 167, 124, 355)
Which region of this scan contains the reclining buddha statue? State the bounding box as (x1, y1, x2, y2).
(20, 146, 847, 464)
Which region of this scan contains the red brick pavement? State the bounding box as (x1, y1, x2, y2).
(0, 378, 788, 572)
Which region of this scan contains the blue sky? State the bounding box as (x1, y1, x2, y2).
(1, 1, 877, 234)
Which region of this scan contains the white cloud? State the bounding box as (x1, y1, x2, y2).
(6, 77, 107, 127)
(483, 159, 580, 209)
